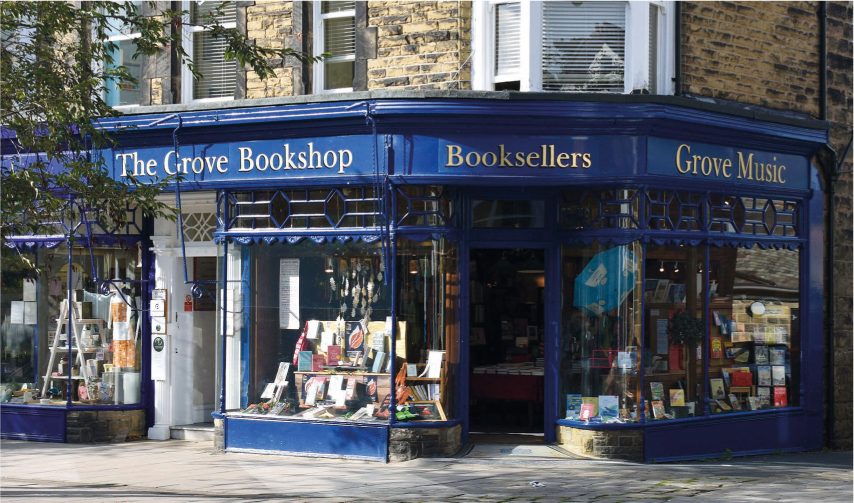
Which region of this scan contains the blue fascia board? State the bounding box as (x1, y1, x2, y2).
(96, 98, 829, 151)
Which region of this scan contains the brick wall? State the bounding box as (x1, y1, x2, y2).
(367, 1, 471, 90)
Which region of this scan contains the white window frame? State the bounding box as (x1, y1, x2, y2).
(472, 1, 675, 94)
(103, 31, 142, 110)
(181, 1, 237, 104)
(100, 3, 142, 109)
(313, 1, 356, 94)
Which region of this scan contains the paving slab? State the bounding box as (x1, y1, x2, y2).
(1, 439, 850, 503)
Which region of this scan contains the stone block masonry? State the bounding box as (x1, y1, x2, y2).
(367, 1, 471, 90)
(557, 426, 643, 461)
(65, 409, 146, 443)
(388, 424, 462, 462)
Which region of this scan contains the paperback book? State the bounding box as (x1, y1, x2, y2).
(651, 400, 666, 419)
(710, 378, 726, 399)
(754, 345, 770, 364)
(758, 386, 771, 408)
(669, 389, 685, 407)
(728, 393, 741, 411)
(598, 395, 619, 420)
(771, 365, 786, 386)
(758, 366, 772, 386)
(649, 381, 664, 401)
(298, 351, 313, 371)
(327, 345, 342, 366)
(769, 347, 786, 365)
(711, 336, 723, 358)
(579, 403, 595, 421)
(566, 394, 582, 420)
(773, 386, 788, 407)
(311, 354, 326, 372)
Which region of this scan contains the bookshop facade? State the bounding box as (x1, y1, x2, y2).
(1, 95, 828, 462)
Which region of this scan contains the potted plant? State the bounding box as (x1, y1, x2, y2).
(667, 310, 704, 400)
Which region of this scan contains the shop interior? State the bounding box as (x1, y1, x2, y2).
(469, 248, 545, 435)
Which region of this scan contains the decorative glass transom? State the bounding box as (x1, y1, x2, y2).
(561, 189, 640, 229)
(395, 186, 453, 227)
(559, 189, 801, 238)
(224, 187, 383, 231)
(182, 212, 217, 242)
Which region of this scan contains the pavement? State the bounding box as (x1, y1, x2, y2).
(0, 438, 851, 502)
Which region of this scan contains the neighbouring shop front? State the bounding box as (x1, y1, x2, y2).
(1, 95, 827, 462)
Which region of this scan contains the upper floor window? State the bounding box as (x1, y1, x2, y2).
(183, 1, 237, 102)
(313, 1, 356, 93)
(473, 1, 674, 94)
(104, 2, 141, 107)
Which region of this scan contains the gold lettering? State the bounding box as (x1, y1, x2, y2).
(722, 158, 732, 178)
(675, 144, 691, 174)
(526, 152, 540, 167)
(737, 152, 754, 180)
(556, 152, 569, 168)
(582, 153, 592, 169)
(446, 145, 463, 167)
(571, 153, 581, 168)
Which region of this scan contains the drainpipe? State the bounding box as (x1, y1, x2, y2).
(674, 1, 682, 96)
(818, 2, 834, 450)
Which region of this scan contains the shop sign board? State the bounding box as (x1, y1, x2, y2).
(105, 135, 375, 184)
(647, 137, 808, 190)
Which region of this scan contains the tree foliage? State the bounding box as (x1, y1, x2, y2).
(0, 1, 318, 265)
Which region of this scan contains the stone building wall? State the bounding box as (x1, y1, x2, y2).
(244, 1, 298, 98)
(681, 2, 821, 114)
(66, 410, 146, 443)
(366, 1, 471, 90)
(681, 1, 853, 450)
(825, 0, 853, 452)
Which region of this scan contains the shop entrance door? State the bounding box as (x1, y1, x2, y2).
(468, 248, 547, 436)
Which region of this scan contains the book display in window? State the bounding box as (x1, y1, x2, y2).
(241, 319, 404, 422)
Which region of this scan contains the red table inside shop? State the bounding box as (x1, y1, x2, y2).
(470, 374, 544, 402)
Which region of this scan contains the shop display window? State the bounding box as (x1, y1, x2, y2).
(395, 238, 458, 422)
(1, 245, 143, 405)
(1, 253, 37, 396)
(642, 245, 706, 420)
(234, 240, 395, 422)
(703, 246, 800, 413)
(560, 241, 642, 423)
(232, 236, 459, 423)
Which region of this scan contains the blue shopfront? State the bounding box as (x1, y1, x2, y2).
(2, 96, 828, 462)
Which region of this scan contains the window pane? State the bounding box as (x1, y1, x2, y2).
(324, 60, 355, 90)
(193, 31, 237, 99)
(710, 246, 800, 413)
(1, 254, 37, 389)
(322, 1, 356, 15)
(18, 245, 144, 406)
(494, 2, 521, 78)
(192, 1, 237, 24)
(561, 241, 642, 423)
(642, 245, 705, 421)
(105, 39, 141, 107)
(233, 241, 393, 422)
(472, 200, 545, 228)
(542, 1, 626, 93)
(396, 238, 458, 421)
